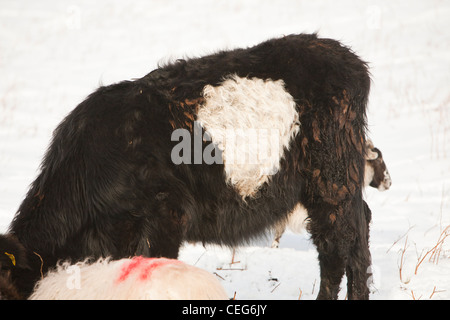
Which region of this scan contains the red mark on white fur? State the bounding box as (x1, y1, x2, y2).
(116, 256, 182, 283)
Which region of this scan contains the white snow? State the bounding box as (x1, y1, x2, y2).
(0, 0, 449, 300)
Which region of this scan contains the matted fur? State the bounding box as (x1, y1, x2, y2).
(29, 257, 228, 300)
(198, 75, 299, 198)
(271, 141, 391, 248)
(1, 33, 374, 300)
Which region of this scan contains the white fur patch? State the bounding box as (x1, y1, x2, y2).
(271, 203, 308, 248)
(198, 75, 300, 198)
(363, 162, 375, 187)
(379, 170, 392, 191)
(285, 203, 309, 233)
(29, 258, 228, 300)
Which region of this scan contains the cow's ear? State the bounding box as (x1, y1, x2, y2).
(365, 149, 378, 160)
(0, 234, 30, 270)
(364, 140, 378, 160)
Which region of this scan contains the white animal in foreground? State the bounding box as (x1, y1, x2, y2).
(29, 256, 228, 300)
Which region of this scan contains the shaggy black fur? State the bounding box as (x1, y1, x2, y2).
(0, 272, 22, 300)
(1, 33, 372, 299)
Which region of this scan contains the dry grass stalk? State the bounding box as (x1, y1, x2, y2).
(213, 272, 225, 281)
(415, 225, 449, 275)
(410, 290, 422, 300)
(387, 226, 414, 253)
(230, 249, 241, 265)
(428, 225, 450, 264)
(429, 286, 446, 299)
(270, 283, 281, 293)
(33, 251, 44, 279)
(399, 235, 409, 283)
(216, 267, 246, 271)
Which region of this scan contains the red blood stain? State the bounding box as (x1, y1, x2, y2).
(116, 256, 182, 283)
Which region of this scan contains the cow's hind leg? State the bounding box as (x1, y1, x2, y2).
(307, 198, 366, 300)
(308, 196, 371, 300)
(346, 199, 372, 300)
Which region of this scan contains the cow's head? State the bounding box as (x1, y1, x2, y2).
(364, 140, 392, 191)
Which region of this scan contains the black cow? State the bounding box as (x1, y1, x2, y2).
(1, 33, 373, 299)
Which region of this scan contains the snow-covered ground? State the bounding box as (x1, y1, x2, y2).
(1, 0, 449, 300)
